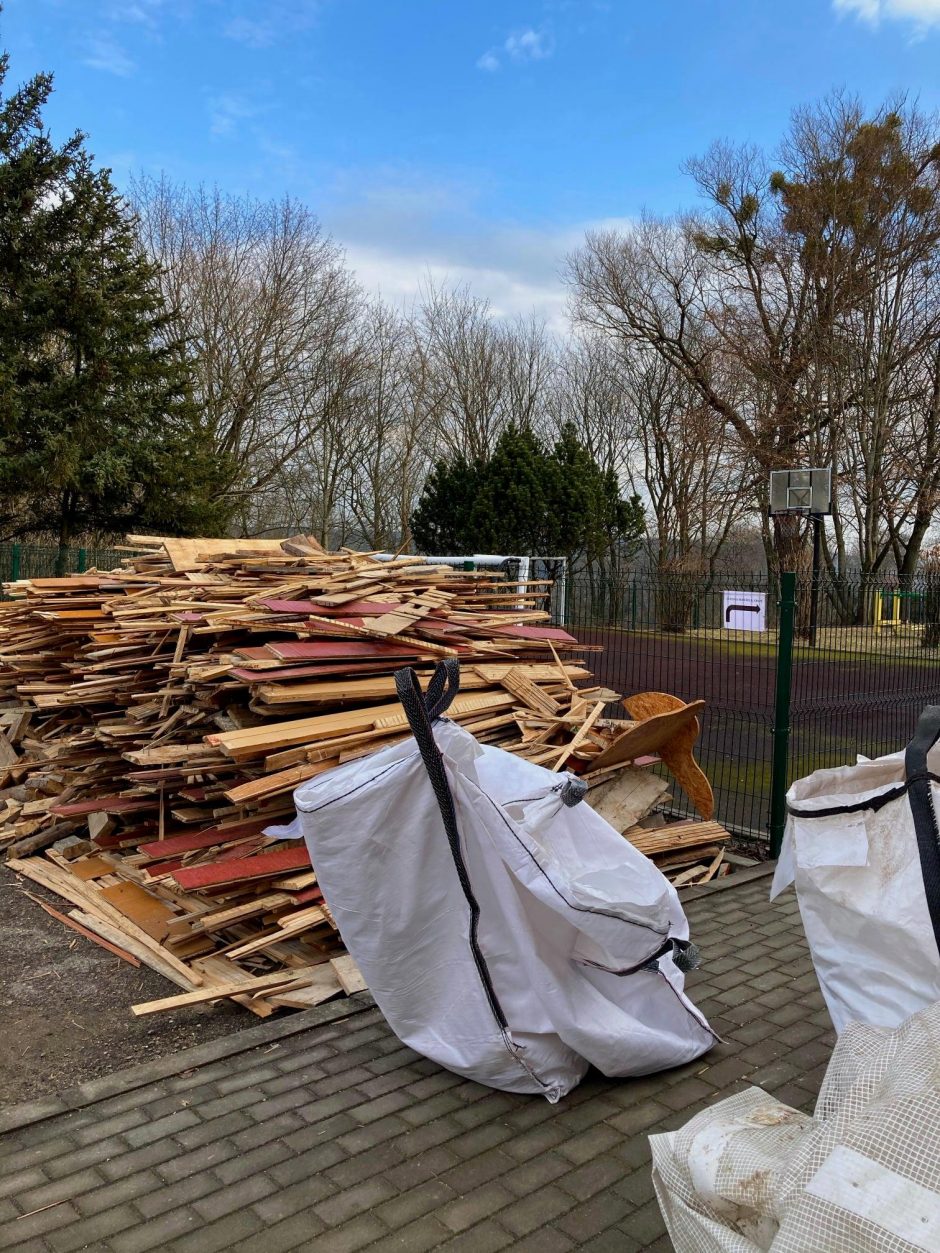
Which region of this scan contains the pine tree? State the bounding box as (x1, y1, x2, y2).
(410, 423, 644, 567)
(0, 48, 231, 568)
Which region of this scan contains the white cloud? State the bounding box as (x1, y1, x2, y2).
(208, 93, 263, 137)
(318, 167, 627, 330)
(505, 27, 554, 61)
(476, 50, 501, 72)
(477, 26, 555, 72)
(834, 0, 940, 28)
(224, 1, 321, 48)
(83, 35, 136, 77)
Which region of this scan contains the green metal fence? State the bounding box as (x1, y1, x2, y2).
(0, 542, 126, 589)
(560, 569, 940, 845)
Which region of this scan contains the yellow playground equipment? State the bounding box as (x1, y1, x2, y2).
(873, 588, 925, 631)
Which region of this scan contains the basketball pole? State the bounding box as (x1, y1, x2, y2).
(809, 513, 823, 648)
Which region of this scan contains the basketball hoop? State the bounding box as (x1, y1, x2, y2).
(768, 468, 832, 518)
(768, 467, 833, 649)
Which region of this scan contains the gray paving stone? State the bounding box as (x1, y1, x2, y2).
(109, 1205, 201, 1252)
(0, 1200, 80, 1248)
(0, 877, 832, 1253)
(44, 1202, 140, 1252)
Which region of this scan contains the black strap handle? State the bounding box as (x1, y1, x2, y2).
(905, 705, 940, 959)
(394, 661, 510, 1032)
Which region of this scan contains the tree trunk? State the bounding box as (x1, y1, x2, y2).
(55, 491, 76, 577)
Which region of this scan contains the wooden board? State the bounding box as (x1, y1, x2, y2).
(623, 692, 714, 821)
(586, 767, 670, 833)
(170, 845, 311, 891)
(98, 881, 176, 943)
(587, 700, 705, 772)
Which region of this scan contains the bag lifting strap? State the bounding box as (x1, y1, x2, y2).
(904, 705, 940, 958)
(394, 661, 510, 1032)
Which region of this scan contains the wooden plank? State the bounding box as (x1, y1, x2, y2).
(330, 953, 368, 995)
(586, 769, 670, 833)
(170, 846, 311, 891)
(131, 968, 317, 1015)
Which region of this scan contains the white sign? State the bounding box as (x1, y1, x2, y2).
(723, 590, 766, 632)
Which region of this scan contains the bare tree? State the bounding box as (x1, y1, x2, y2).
(568, 95, 940, 581)
(416, 283, 553, 460)
(131, 175, 363, 534)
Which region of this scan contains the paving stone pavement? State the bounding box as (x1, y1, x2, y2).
(0, 873, 833, 1252)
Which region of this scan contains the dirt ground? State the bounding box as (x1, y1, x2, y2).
(0, 861, 256, 1105)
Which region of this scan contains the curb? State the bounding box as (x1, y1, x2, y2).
(0, 991, 377, 1136)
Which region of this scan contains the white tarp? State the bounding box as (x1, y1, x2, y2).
(650, 998, 940, 1252)
(283, 661, 715, 1101)
(770, 705, 940, 1033)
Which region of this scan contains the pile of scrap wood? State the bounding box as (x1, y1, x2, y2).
(0, 535, 725, 1017)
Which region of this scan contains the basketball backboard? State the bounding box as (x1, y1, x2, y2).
(769, 468, 831, 516)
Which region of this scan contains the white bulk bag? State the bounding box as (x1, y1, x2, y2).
(770, 705, 940, 1033)
(650, 998, 940, 1253)
(286, 661, 715, 1101)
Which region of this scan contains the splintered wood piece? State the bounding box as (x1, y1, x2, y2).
(697, 848, 725, 883)
(551, 700, 606, 772)
(0, 730, 17, 767)
(586, 767, 670, 832)
(670, 864, 709, 888)
(264, 963, 344, 1008)
(623, 692, 714, 820)
(330, 953, 368, 994)
(588, 699, 705, 773)
(499, 667, 562, 718)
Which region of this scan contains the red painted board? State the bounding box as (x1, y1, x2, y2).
(231, 660, 399, 683)
(291, 884, 324, 905)
(144, 858, 185, 877)
(270, 640, 423, 661)
(138, 815, 272, 858)
(170, 845, 311, 890)
(173, 612, 205, 623)
(258, 598, 400, 616)
(52, 796, 155, 817)
(484, 624, 579, 643)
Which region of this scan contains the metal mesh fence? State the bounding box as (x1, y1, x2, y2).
(559, 571, 940, 842)
(0, 543, 127, 589)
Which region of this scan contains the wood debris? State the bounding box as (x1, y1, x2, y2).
(0, 536, 723, 1016)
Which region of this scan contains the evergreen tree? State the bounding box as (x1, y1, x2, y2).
(409, 453, 481, 553)
(469, 426, 556, 554)
(410, 423, 644, 567)
(0, 47, 231, 568)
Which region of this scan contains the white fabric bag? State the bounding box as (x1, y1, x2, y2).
(770, 705, 940, 1033)
(286, 661, 715, 1101)
(650, 998, 940, 1252)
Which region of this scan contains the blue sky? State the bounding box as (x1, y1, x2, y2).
(7, 1, 940, 323)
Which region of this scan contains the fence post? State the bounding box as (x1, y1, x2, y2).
(77, 547, 87, 573)
(10, 543, 20, 583)
(769, 571, 796, 857)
